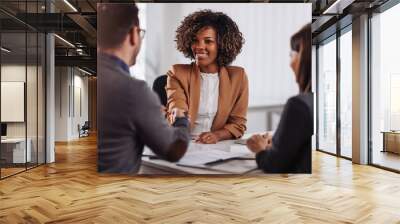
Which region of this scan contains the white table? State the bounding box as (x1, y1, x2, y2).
(1, 138, 31, 163)
(140, 138, 263, 175)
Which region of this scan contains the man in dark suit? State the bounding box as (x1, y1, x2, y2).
(97, 4, 190, 173)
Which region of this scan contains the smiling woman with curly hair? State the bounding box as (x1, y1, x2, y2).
(165, 10, 249, 144)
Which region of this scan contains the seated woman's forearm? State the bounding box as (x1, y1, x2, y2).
(223, 121, 246, 139)
(195, 129, 233, 144)
(214, 129, 234, 141)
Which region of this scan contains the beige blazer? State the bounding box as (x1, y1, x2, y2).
(166, 63, 249, 138)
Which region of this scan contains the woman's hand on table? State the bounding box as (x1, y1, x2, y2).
(195, 132, 219, 144)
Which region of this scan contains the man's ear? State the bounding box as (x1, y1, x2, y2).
(129, 26, 138, 47)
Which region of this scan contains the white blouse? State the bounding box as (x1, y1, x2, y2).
(191, 72, 219, 136)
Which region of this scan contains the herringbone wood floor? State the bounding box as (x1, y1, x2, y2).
(1, 134, 400, 223)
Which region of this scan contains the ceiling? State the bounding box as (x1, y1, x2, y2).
(0, 0, 98, 74)
(0, 0, 394, 75)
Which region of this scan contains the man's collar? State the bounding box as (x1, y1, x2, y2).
(99, 52, 130, 74)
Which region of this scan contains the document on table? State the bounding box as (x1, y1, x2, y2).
(143, 140, 234, 157)
(143, 141, 253, 167)
(176, 142, 251, 166)
(142, 147, 155, 156)
(187, 141, 231, 152)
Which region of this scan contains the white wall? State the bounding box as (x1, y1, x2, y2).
(72, 73, 89, 138)
(55, 67, 89, 141)
(1, 64, 45, 163)
(55, 67, 69, 141)
(1, 65, 38, 138)
(1, 65, 26, 140)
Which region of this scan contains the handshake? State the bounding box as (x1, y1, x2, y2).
(168, 107, 219, 144)
(170, 107, 189, 123)
(160, 106, 188, 122)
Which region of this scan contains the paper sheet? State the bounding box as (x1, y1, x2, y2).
(230, 144, 252, 154)
(177, 141, 251, 166)
(188, 141, 232, 152)
(143, 140, 234, 156)
(142, 147, 155, 156)
(143, 140, 253, 166)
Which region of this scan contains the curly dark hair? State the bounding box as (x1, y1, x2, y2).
(175, 10, 244, 67)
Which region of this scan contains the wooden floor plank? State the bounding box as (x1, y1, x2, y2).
(0, 134, 400, 223)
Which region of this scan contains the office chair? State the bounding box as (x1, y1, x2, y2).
(152, 74, 168, 107)
(79, 121, 90, 138)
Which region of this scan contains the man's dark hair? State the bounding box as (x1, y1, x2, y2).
(176, 10, 244, 67)
(291, 23, 311, 93)
(98, 3, 139, 49)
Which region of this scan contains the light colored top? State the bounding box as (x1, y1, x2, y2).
(191, 72, 219, 136)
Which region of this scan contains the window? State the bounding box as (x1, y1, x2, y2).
(316, 25, 353, 159)
(0, 1, 46, 179)
(317, 36, 337, 154)
(339, 28, 352, 158)
(370, 2, 400, 171)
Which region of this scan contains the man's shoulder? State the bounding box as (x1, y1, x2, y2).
(131, 79, 160, 102)
(98, 63, 148, 95)
(130, 78, 149, 90)
(98, 60, 130, 80)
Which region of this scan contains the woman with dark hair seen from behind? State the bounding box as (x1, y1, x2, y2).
(246, 24, 313, 173)
(166, 10, 249, 144)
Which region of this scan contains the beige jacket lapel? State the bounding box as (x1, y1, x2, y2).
(188, 63, 200, 129)
(211, 66, 231, 131)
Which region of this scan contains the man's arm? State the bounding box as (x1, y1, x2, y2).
(131, 81, 190, 162)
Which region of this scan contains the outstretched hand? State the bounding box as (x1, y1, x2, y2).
(171, 108, 187, 123)
(246, 133, 272, 154)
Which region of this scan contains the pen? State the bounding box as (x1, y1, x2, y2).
(143, 155, 160, 160)
(204, 157, 255, 166)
